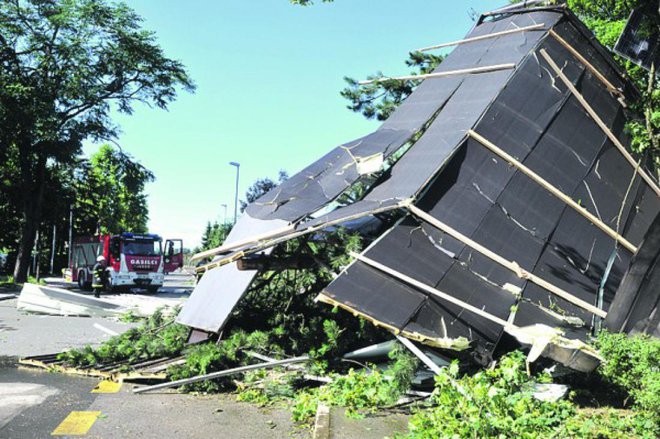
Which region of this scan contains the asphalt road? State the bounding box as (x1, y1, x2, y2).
(0, 297, 137, 357)
(0, 359, 308, 439)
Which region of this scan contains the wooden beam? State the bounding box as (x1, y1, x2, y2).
(539, 48, 660, 197)
(358, 63, 515, 86)
(408, 205, 608, 318)
(190, 224, 295, 263)
(236, 254, 316, 271)
(468, 130, 638, 254)
(482, 0, 551, 17)
(195, 200, 412, 273)
(548, 29, 623, 99)
(417, 24, 545, 52)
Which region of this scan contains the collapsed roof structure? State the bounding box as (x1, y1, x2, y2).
(179, 2, 660, 372)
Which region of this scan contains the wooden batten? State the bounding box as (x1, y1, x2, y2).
(468, 129, 638, 254)
(548, 29, 623, 99)
(539, 48, 660, 198)
(407, 205, 608, 318)
(190, 224, 295, 263)
(417, 23, 545, 52)
(351, 252, 510, 327)
(194, 200, 412, 274)
(358, 63, 516, 86)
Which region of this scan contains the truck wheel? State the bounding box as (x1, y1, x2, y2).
(146, 286, 160, 294)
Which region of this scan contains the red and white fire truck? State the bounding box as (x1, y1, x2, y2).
(68, 233, 183, 293)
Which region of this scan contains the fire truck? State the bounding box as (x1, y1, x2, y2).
(68, 233, 183, 293)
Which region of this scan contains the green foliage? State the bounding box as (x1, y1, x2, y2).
(26, 276, 46, 286)
(561, 408, 659, 439)
(403, 351, 658, 438)
(199, 221, 233, 252)
(119, 310, 143, 323)
(405, 352, 568, 438)
(594, 331, 660, 415)
(229, 229, 388, 359)
(237, 369, 297, 405)
(0, 275, 15, 288)
(292, 346, 418, 421)
(168, 330, 274, 393)
(58, 307, 187, 368)
(341, 51, 444, 121)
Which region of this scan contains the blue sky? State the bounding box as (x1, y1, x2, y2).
(84, 0, 498, 248)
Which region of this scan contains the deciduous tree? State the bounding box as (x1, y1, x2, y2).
(74, 144, 154, 235)
(0, 0, 194, 282)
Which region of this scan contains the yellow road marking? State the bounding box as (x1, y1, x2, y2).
(52, 411, 101, 436)
(91, 380, 122, 393)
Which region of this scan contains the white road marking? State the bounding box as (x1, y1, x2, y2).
(0, 383, 59, 429)
(93, 323, 119, 336)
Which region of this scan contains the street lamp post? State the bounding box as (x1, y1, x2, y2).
(229, 162, 240, 223)
(221, 203, 228, 224)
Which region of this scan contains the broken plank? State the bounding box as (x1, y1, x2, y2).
(468, 129, 638, 254)
(417, 23, 544, 52)
(190, 223, 295, 263)
(539, 48, 660, 197)
(395, 335, 443, 375)
(548, 29, 623, 98)
(358, 63, 516, 85)
(195, 199, 411, 273)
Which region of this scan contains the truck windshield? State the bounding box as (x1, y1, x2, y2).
(123, 240, 162, 256)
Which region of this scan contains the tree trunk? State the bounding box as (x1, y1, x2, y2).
(13, 154, 47, 283)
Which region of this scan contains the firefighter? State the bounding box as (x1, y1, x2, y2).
(92, 255, 108, 298)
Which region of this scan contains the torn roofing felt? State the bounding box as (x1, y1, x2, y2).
(180, 5, 660, 372)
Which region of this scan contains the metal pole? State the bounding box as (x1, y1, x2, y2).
(221, 204, 227, 224)
(50, 224, 56, 275)
(33, 230, 39, 280)
(234, 164, 240, 223)
(229, 162, 240, 223)
(134, 355, 308, 394)
(68, 206, 73, 266)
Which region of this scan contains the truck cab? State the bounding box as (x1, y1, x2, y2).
(70, 232, 183, 293)
(107, 233, 164, 293)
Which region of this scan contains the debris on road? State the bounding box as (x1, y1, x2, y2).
(19, 352, 175, 382)
(15, 283, 185, 318)
(0, 292, 17, 301)
(17, 283, 125, 317)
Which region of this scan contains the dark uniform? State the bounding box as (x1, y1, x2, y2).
(92, 261, 108, 298)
